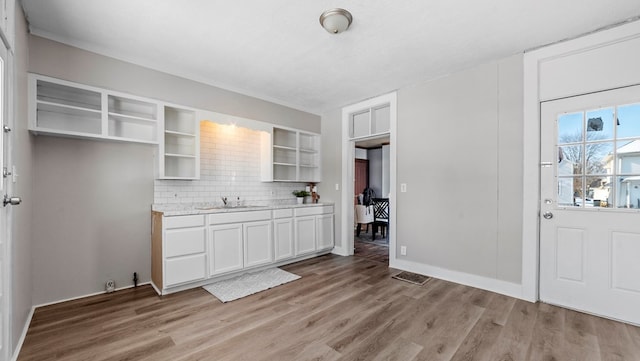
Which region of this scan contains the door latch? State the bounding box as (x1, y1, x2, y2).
(3, 195, 21, 207)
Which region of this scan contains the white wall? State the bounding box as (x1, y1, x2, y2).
(27, 36, 321, 305)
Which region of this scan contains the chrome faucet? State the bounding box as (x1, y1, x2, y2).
(221, 196, 228, 206)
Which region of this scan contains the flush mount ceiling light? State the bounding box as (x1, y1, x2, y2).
(319, 8, 353, 34)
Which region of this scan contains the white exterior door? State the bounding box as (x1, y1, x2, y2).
(540, 85, 640, 325)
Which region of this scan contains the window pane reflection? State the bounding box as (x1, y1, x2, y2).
(585, 108, 613, 140)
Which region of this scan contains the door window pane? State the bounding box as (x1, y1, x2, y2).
(586, 175, 611, 208)
(585, 142, 613, 175)
(351, 111, 370, 138)
(617, 140, 640, 174)
(557, 177, 578, 206)
(558, 145, 582, 175)
(585, 108, 614, 141)
(616, 103, 640, 139)
(558, 112, 583, 144)
(616, 176, 640, 208)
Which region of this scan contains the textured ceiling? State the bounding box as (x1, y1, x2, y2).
(19, 0, 640, 115)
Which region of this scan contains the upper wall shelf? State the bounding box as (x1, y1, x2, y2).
(261, 127, 321, 182)
(28, 74, 159, 144)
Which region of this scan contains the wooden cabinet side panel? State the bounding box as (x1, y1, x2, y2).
(151, 211, 164, 289)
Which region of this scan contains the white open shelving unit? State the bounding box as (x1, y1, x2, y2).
(262, 127, 321, 182)
(159, 106, 200, 179)
(29, 74, 159, 144)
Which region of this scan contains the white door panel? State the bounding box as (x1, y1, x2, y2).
(540, 85, 640, 325)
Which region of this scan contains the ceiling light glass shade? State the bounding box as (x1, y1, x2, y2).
(319, 8, 353, 34)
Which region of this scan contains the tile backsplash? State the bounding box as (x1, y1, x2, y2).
(154, 121, 306, 205)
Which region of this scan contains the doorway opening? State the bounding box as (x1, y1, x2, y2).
(340, 92, 396, 266)
(353, 137, 390, 264)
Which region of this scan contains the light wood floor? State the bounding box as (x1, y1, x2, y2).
(18, 254, 640, 361)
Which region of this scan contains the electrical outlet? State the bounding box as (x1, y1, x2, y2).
(105, 280, 116, 293)
(335, 183, 340, 191)
(400, 246, 407, 256)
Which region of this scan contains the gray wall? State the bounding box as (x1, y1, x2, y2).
(318, 107, 342, 249)
(321, 54, 524, 284)
(28, 36, 321, 305)
(368, 148, 382, 197)
(396, 54, 523, 283)
(32, 137, 155, 304)
(12, 3, 33, 353)
(28, 36, 320, 132)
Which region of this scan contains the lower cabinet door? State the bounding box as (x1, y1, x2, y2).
(274, 218, 294, 261)
(244, 220, 273, 268)
(295, 216, 316, 255)
(165, 253, 206, 286)
(317, 214, 335, 250)
(209, 224, 244, 276)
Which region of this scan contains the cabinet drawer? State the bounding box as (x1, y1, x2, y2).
(165, 215, 205, 229)
(165, 253, 206, 286)
(294, 205, 334, 217)
(165, 227, 206, 257)
(273, 208, 293, 219)
(209, 210, 272, 225)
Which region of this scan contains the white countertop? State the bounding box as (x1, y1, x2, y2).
(152, 201, 334, 216)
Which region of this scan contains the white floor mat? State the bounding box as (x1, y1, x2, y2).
(203, 268, 300, 303)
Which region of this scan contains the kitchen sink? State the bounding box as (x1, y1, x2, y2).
(194, 205, 263, 210)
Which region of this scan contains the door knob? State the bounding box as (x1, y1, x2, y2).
(542, 211, 553, 219)
(3, 195, 21, 207)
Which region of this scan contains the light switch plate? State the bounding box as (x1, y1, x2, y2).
(335, 183, 340, 191)
(400, 183, 407, 192)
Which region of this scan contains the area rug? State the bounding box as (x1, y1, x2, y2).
(392, 271, 430, 285)
(203, 268, 300, 303)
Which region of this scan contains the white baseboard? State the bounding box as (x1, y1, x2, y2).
(33, 282, 151, 309)
(10, 306, 35, 361)
(331, 245, 349, 256)
(390, 258, 528, 301)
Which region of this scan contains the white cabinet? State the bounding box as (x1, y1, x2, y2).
(294, 206, 335, 256)
(209, 224, 244, 276)
(261, 127, 321, 182)
(151, 213, 207, 292)
(273, 209, 294, 261)
(244, 220, 273, 268)
(151, 205, 334, 295)
(294, 216, 317, 256)
(29, 74, 159, 144)
(317, 214, 335, 250)
(159, 106, 200, 179)
(208, 210, 273, 276)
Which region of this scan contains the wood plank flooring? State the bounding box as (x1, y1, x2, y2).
(18, 254, 640, 361)
(354, 237, 389, 264)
